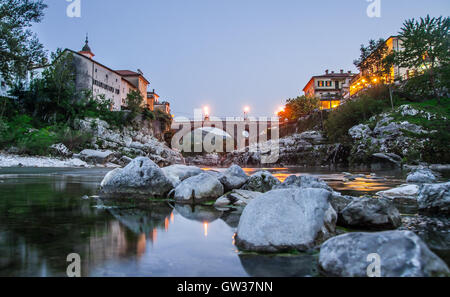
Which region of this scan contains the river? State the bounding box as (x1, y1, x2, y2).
(0, 167, 446, 277)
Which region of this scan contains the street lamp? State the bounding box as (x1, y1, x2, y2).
(243, 106, 250, 120)
(203, 106, 210, 121)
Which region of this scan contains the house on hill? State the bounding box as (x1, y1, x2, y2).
(303, 70, 356, 110)
(30, 36, 152, 111)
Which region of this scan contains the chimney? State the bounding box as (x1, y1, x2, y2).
(331, 71, 335, 74)
(348, 71, 351, 74)
(340, 69, 344, 74)
(325, 70, 329, 75)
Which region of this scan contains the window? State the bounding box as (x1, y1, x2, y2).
(325, 81, 332, 87)
(318, 81, 324, 87)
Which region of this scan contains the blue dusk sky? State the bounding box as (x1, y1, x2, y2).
(32, 0, 450, 117)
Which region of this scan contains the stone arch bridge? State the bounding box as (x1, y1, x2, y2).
(170, 118, 297, 151)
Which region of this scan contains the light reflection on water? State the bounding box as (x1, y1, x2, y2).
(211, 167, 405, 196)
(0, 167, 406, 277)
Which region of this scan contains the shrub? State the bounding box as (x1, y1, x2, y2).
(324, 88, 391, 142)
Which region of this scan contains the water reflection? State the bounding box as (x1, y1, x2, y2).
(0, 167, 445, 277)
(209, 167, 405, 196)
(239, 253, 319, 277)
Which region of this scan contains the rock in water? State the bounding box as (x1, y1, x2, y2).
(241, 171, 281, 193)
(100, 157, 173, 197)
(377, 184, 419, 213)
(319, 231, 450, 277)
(236, 188, 337, 253)
(418, 182, 450, 214)
(339, 197, 402, 230)
(274, 175, 332, 191)
(162, 165, 203, 187)
(330, 192, 355, 215)
(218, 165, 249, 191)
(407, 167, 437, 184)
(173, 173, 224, 203)
(214, 189, 262, 207)
(79, 149, 115, 164)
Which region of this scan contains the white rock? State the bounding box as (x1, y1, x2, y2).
(174, 173, 224, 203)
(162, 165, 204, 187)
(236, 188, 337, 252)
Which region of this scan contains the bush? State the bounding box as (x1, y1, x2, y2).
(16, 127, 57, 155)
(53, 125, 92, 152)
(324, 87, 391, 142)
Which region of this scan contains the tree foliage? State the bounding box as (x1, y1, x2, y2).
(354, 38, 391, 78)
(278, 95, 320, 121)
(0, 0, 47, 83)
(391, 15, 450, 100)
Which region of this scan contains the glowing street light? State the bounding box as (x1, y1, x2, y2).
(203, 106, 210, 121)
(243, 106, 250, 120)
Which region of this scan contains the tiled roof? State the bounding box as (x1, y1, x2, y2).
(116, 70, 140, 76)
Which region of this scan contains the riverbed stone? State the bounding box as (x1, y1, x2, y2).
(49, 143, 73, 157)
(377, 184, 419, 213)
(319, 230, 450, 277)
(100, 157, 173, 197)
(162, 165, 204, 187)
(174, 173, 224, 203)
(79, 149, 116, 164)
(339, 197, 402, 230)
(418, 182, 450, 214)
(241, 171, 281, 193)
(407, 167, 437, 184)
(236, 188, 337, 253)
(214, 189, 262, 207)
(274, 175, 332, 191)
(330, 192, 355, 214)
(218, 165, 249, 191)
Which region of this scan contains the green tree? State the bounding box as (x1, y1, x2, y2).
(0, 0, 47, 83)
(391, 15, 450, 101)
(125, 89, 144, 119)
(279, 95, 320, 121)
(353, 38, 391, 80)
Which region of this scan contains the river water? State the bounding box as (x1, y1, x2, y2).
(0, 167, 444, 277)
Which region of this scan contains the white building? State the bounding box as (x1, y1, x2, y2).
(30, 37, 151, 111)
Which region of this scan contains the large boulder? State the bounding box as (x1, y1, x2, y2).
(218, 165, 249, 191)
(49, 143, 73, 158)
(162, 165, 203, 187)
(173, 173, 224, 203)
(100, 157, 173, 197)
(241, 171, 281, 193)
(330, 192, 355, 215)
(349, 124, 372, 140)
(319, 231, 449, 277)
(274, 175, 332, 191)
(407, 167, 437, 184)
(371, 153, 402, 168)
(377, 184, 419, 213)
(418, 182, 450, 214)
(339, 197, 402, 230)
(214, 189, 262, 207)
(78, 149, 116, 164)
(236, 188, 337, 253)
